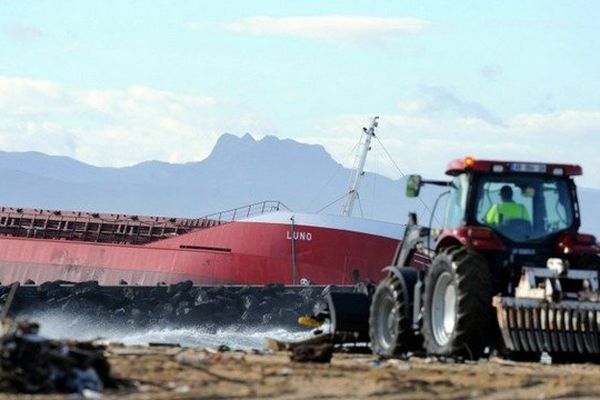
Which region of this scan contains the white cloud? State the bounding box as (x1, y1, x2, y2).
(0, 76, 62, 112)
(399, 86, 505, 126)
(0, 76, 269, 167)
(510, 111, 600, 138)
(224, 15, 430, 46)
(301, 110, 600, 189)
(2, 75, 598, 189)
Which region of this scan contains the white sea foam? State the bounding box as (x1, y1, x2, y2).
(115, 327, 311, 349)
(26, 312, 312, 350)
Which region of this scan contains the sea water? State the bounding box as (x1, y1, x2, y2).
(27, 311, 312, 350)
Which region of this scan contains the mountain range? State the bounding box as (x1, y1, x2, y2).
(0, 133, 598, 236)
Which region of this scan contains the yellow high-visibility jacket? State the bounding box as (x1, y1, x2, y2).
(485, 202, 530, 225)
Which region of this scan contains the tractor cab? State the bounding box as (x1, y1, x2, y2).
(408, 157, 583, 249)
(445, 158, 581, 243)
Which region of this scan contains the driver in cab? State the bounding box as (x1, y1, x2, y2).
(485, 185, 530, 226)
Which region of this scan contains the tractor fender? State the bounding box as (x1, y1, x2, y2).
(383, 266, 421, 327)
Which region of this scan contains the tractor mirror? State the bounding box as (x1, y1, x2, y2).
(406, 175, 422, 198)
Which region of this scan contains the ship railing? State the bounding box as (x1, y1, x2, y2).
(0, 200, 290, 244)
(198, 200, 290, 224)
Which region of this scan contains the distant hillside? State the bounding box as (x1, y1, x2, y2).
(0, 134, 410, 220)
(0, 133, 598, 236)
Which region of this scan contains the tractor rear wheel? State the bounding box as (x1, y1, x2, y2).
(369, 275, 415, 357)
(422, 247, 494, 359)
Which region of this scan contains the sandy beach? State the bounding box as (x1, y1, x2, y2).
(77, 345, 600, 399)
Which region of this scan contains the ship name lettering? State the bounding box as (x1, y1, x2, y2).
(286, 231, 312, 241)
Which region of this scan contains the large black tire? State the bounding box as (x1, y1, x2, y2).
(368, 275, 416, 357)
(421, 247, 494, 359)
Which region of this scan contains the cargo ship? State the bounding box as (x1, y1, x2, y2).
(0, 117, 405, 286)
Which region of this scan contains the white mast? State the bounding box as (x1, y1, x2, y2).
(341, 116, 379, 217)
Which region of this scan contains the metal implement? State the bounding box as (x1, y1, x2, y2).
(494, 266, 600, 356)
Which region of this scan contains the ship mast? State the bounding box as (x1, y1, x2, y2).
(341, 116, 379, 217)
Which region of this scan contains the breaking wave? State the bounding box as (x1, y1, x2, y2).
(116, 327, 311, 349)
(28, 311, 312, 350)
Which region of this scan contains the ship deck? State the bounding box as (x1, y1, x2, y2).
(0, 200, 287, 245)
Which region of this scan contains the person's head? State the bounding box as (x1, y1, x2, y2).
(500, 185, 513, 202)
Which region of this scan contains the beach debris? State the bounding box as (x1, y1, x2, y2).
(290, 343, 333, 363)
(218, 344, 232, 352)
(0, 320, 119, 394)
(540, 352, 552, 365)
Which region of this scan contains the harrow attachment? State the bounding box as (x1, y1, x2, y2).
(494, 264, 600, 358)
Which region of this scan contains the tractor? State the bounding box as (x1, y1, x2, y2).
(316, 157, 600, 360)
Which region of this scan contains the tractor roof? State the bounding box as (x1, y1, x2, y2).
(446, 157, 583, 177)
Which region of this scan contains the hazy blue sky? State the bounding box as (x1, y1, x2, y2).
(1, 1, 599, 187)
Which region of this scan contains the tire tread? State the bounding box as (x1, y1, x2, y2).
(422, 247, 493, 359)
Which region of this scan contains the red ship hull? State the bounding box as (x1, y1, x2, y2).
(0, 211, 403, 285)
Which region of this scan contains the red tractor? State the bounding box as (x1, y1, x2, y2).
(320, 157, 600, 359)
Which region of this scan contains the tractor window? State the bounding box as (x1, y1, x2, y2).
(542, 182, 573, 232)
(475, 176, 574, 242)
(445, 174, 469, 229)
(476, 182, 533, 224)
